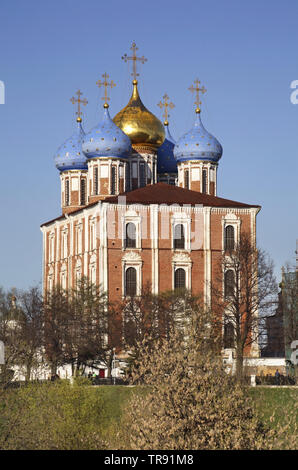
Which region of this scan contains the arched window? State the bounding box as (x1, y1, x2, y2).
(126, 267, 137, 296)
(111, 166, 117, 195)
(174, 268, 186, 290)
(94, 167, 98, 195)
(65, 179, 70, 206)
(80, 179, 86, 206)
(173, 224, 185, 250)
(140, 164, 146, 187)
(224, 270, 235, 298)
(125, 163, 130, 192)
(125, 223, 136, 248)
(202, 169, 207, 194)
(224, 322, 235, 348)
(225, 225, 235, 250)
(184, 170, 189, 189)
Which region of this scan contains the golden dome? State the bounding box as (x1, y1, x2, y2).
(113, 80, 165, 150)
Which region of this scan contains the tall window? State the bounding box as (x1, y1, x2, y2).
(125, 163, 130, 192)
(125, 267, 137, 296)
(140, 164, 146, 187)
(111, 166, 116, 195)
(224, 225, 235, 250)
(125, 223, 136, 248)
(94, 167, 98, 195)
(184, 169, 189, 189)
(80, 179, 86, 206)
(65, 179, 70, 206)
(224, 322, 235, 348)
(224, 270, 235, 298)
(173, 224, 185, 250)
(152, 162, 155, 184)
(202, 169, 207, 194)
(174, 268, 186, 290)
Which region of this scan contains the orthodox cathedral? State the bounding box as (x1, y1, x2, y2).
(41, 43, 260, 356)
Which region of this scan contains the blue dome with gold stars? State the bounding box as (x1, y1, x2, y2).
(82, 106, 132, 159)
(54, 120, 87, 172)
(174, 111, 222, 163)
(157, 124, 177, 174)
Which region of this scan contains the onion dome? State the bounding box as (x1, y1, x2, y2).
(157, 123, 177, 174)
(174, 109, 223, 163)
(54, 119, 87, 172)
(82, 104, 132, 159)
(113, 80, 165, 150)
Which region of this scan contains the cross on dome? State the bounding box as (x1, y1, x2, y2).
(157, 93, 175, 126)
(122, 42, 147, 82)
(96, 73, 116, 108)
(70, 89, 88, 122)
(188, 79, 207, 113)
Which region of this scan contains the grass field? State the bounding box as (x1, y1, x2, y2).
(0, 383, 297, 449)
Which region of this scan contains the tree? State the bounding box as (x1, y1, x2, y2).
(0, 286, 44, 383)
(15, 286, 44, 381)
(281, 265, 298, 381)
(43, 278, 122, 377)
(122, 286, 210, 375)
(68, 277, 121, 377)
(43, 285, 71, 375)
(213, 232, 278, 382)
(118, 309, 268, 450)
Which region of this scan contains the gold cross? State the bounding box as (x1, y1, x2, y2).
(157, 93, 175, 125)
(188, 79, 207, 112)
(122, 42, 147, 81)
(96, 73, 116, 108)
(70, 90, 88, 122)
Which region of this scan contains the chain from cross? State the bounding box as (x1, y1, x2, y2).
(157, 93, 175, 124)
(122, 42, 147, 81)
(188, 79, 207, 110)
(96, 73, 116, 107)
(70, 90, 88, 121)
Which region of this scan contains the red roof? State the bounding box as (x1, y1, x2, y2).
(41, 183, 260, 227)
(105, 183, 260, 209)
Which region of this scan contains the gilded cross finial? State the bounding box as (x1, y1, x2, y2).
(70, 89, 88, 122)
(188, 78, 207, 113)
(96, 73, 116, 108)
(122, 41, 147, 82)
(157, 93, 175, 126)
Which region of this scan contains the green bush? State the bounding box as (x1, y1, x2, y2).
(0, 381, 107, 449)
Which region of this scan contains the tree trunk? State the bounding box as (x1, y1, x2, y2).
(235, 354, 244, 383)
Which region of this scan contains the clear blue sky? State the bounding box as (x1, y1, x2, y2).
(0, 0, 297, 290)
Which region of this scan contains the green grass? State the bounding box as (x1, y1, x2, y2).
(0, 383, 296, 449)
(249, 386, 298, 434)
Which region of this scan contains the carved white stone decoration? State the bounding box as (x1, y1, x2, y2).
(172, 252, 192, 264)
(122, 251, 142, 262)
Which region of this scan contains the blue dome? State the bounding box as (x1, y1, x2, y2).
(82, 106, 132, 159)
(54, 120, 87, 172)
(174, 111, 222, 163)
(157, 124, 177, 174)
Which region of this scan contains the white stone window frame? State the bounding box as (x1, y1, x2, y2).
(90, 217, 97, 251)
(221, 213, 241, 252)
(49, 231, 55, 263)
(171, 213, 191, 251)
(76, 222, 83, 255)
(62, 227, 68, 260)
(172, 253, 192, 291)
(121, 211, 142, 251)
(89, 254, 97, 285)
(61, 263, 67, 290)
(75, 258, 82, 286)
(122, 251, 143, 298)
(48, 266, 54, 292)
